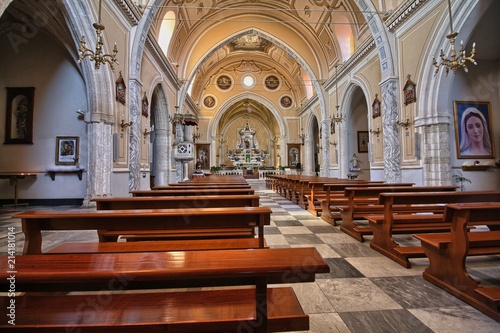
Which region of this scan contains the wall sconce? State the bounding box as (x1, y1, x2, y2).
(192, 126, 201, 143)
(143, 127, 153, 139)
(217, 134, 227, 145)
(299, 128, 306, 146)
(396, 115, 414, 130)
(370, 127, 381, 137)
(120, 119, 132, 131)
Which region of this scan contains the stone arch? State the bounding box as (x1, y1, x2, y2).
(127, 0, 166, 191)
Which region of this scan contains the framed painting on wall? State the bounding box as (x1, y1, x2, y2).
(196, 144, 210, 169)
(453, 101, 495, 159)
(56, 136, 79, 165)
(287, 143, 301, 168)
(357, 131, 369, 153)
(4, 87, 35, 144)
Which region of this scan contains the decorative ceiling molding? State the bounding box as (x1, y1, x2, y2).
(145, 33, 182, 86)
(385, 0, 428, 32)
(113, 0, 141, 26)
(323, 36, 376, 90)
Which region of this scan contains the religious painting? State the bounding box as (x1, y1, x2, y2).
(4, 87, 35, 144)
(280, 95, 293, 109)
(142, 92, 149, 117)
(453, 101, 495, 159)
(357, 131, 369, 153)
(264, 75, 280, 90)
(403, 74, 416, 106)
(216, 75, 233, 90)
(203, 95, 216, 109)
(56, 136, 79, 165)
(372, 94, 381, 118)
(116, 71, 126, 105)
(196, 144, 210, 169)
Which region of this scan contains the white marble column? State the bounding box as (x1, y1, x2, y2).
(422, 123, 452, 185)
(321, 119, 331, 177)
(128, 79, 142, 192)
(83, 121, 113, 206)
(381, 77, 401, 183)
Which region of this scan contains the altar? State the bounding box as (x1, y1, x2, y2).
(225, 122, 268, 168)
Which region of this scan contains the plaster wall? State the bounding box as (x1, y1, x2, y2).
(0, 30, 88, 200)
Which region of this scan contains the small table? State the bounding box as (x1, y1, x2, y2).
(0, 173, 37, 207)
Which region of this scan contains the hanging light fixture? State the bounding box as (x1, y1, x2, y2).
(330, 65, 345, 125)
(78, 0, 119, 70)
(432, 0, 477, 76)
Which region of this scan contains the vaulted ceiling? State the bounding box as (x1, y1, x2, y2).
(148, 0, 396, 130)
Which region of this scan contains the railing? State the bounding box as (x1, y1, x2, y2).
(259, 169, 283, 180)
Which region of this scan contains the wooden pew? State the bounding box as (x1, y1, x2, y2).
(414, 202, 500, 322)
(0, 247, 330, 332)
(48, 238, 268, 254)
(318, 180, 415, 226)
(367, 191, 500, 268)
(17, 206, 271, 254)
(152, 184, 252, 190)
(337, 185, 458, 241)
(131, 188, 254, 196)
(299, 177, 338, 210)
(93, 194, 260, 210)
(287, 176, 340, 210)
(87, 194, 261, 244)
(182, 175, 248, 184)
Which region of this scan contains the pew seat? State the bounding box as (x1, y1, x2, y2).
(47, 238, 267, 254)
(0, 288, 307, 333)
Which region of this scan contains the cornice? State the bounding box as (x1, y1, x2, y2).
(385, 0, 429, 32)
(323, 36, 376, 90)
(113, 0, 141, 26)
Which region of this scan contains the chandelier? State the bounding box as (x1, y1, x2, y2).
(330, 65, 345, 124)
(78, 0, 119, 70)
(432, 0, 476, 76)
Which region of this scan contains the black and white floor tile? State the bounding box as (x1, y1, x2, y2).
(1, 180, 499, 332)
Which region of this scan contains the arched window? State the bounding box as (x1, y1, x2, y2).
(335, 14, 354, 61)
(158, 11, 176, 54)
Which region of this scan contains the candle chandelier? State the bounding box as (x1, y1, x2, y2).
(432, 0, 477, 76)
(330, 65, 345, 124)
(78, 0, 119, 71)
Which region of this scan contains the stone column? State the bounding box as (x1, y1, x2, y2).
(422, 123, 452, 185)
(128, 79, 142, 192)
(83, 121, 113, 206)
(321, 119, 331, 177)
(380, 77, 401, 183)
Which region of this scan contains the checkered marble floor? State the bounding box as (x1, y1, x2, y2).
(250, 180, 500, 333)
(1, 180, 499, 332)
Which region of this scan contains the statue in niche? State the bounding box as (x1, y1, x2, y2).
(238, 122, 258, 150)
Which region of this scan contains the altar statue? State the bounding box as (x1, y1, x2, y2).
(238, 122, 258, 150)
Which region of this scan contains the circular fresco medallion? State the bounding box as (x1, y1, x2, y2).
(203, 95, 216, 108)
(264, 75, 280, 90)
(216, 75, 232, 90)
(280, 95, 293, 109)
